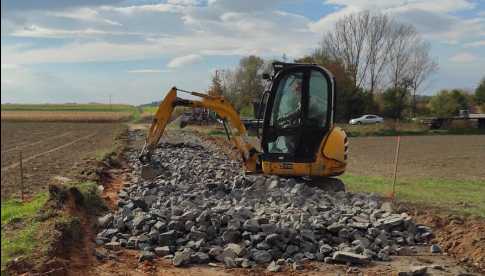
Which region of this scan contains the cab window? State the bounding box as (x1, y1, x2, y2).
(305, 70, 329, 128)
(270, 72, 303, 128)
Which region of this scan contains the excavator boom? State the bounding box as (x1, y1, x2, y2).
(140, 87, 260, 174)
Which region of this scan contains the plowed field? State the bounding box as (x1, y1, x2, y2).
(1, 122, 122, 198)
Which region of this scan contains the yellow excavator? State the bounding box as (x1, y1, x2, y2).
(140, 62, 348, 187)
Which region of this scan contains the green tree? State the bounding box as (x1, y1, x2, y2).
(428, 89, 470, 117)
(475, 77, 485, 105)
(382, 87, 409, 119)
(235, 56, 265, 108)
(217, 56, 265, 112)
(450, 89, 469, 111)
(208, 71, 223, 97)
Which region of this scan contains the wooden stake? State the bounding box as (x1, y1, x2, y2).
(19, 151, 24, 201)
(392, 135, 401, 201)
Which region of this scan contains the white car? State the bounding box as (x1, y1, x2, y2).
(349, 114, 384, 125)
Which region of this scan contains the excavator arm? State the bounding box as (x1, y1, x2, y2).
(140, 87, 260, 173)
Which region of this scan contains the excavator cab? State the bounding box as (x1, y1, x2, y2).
(262, 62, 333, 163)
(256, 62, 347, 177)
(140, 62, 347, 180)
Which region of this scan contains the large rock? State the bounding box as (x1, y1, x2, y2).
(397, 266, 428, 276)
(159, 230, 176, 246)
(105, 242, 121, 251)
(98, 214, 114, 228)
(155, 246, 171, 257)
(243, 219, 260, 233)
(191, 252, 210, 264)
(139, 251, 155, 262)
(224, 243, 246, 257)
(222, 230, 241, 243)
(251, 250, 273, 264)
(332, 251, 370, 265)
(266, 261, 281, 272)
(173, 248, 193, 267)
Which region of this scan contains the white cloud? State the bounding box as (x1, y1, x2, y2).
(12, 25, 109, 38)
(127, 69, 170, 73)
(324, 0, 474, 13)
(10, 25, 150, 38)
(100, 3, 182, 15)
(208, 0, 284, 12)
(310, 0, 484, 46)
(308, 5, 360, 33)
(167, 54, 202, 68)
(48, 7, 122, 26)
(464, 40, 485, 48)
(449, 52, 477, 63)
(167, 0, 202, 6)
(2, 7, 318, 65)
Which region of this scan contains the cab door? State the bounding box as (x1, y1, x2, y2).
(261, 65, 333, 163)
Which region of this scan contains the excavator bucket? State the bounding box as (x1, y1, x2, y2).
(141, 163, 163, 180)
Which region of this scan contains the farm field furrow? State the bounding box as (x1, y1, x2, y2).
(347, 135, 485, 182)
(1, 131, 73, 154)
(1, 129, 59, 151)
(0, 122, 122, 198)
(1, 132, 97, 171)
(1, 130, 94, 167)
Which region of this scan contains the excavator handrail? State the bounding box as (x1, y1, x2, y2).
(140, 87, 261, 173)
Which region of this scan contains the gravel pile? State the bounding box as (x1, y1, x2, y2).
(95, 136, 433, 269)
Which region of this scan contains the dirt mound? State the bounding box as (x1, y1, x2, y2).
(397, 203, 485, 273)
(425, 215, 484, 272)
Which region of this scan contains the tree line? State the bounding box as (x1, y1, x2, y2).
(208, 11, 484, 121)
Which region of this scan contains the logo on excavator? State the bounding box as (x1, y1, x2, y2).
(280, 163, 293, 170)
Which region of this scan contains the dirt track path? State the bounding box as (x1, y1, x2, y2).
(68, 128, 482, 276)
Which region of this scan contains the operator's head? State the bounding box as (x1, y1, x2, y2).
(292, 79, 302, 95)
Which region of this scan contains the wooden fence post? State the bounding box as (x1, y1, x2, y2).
(392, 136, 401, 201)
(19, 151, 25, 201)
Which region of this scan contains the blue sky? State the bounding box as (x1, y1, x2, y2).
(1, 0, 484, 105)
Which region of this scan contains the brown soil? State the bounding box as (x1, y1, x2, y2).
(347, 135, 485, 182)
(397, 203, 485, 272)
(0, 122, 123, 199)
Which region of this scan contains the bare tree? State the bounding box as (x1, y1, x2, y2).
(407, 42, 438, 116)
(387, 24, 419, 89)
(321, 11, 437, 100)
(322, 11, 370, 89)
(365, 14, 393, 94)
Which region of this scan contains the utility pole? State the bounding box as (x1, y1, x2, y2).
(109, 94, 112, 111)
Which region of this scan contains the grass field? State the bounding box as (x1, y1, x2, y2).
(1, 103, 136, 112)
(338, 121, 485, 137)
(341, 174, 485, 217)
(1, 193, 48, 270)
(0, 181, 102, 271)
(1, 111, 133, 122)
(1, 104, 141, 122)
